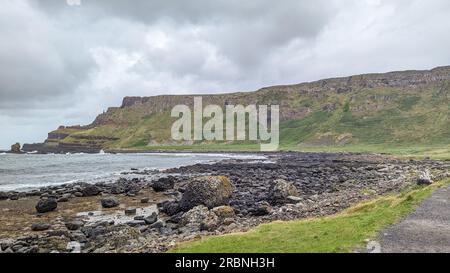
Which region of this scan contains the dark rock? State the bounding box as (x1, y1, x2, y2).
(125, 208, 137, 215)
(140, 198, 150, 204)
(31, 223, 51, 231)
(212, 206, 235, 219)
(251, 201, 272, 216)
(74, 192, 83, 197)
(35, 199, 57, 213)
(111, 185, 125, 194)
(10, 143, 21, 153)
(152, 176, 176, 192)
(268, 179, 299, 204)
(167, 212, 184, 224)
(127, 220, 146, 227)
(65, 221, 83, 231)
(181, 205, 218, 231)
(57, 197, 69, 203)
(0, 192, 9, 201)
(150, 220, 165, 229)
(180, 176, 235, 211)
(286, 196, 302, 203)
(158, 200, 181, 216)
(144, 212, 158, 225)
(9, 195, 19, 201)
(417, 170, 433, 185)
(101, 197, 120, 208)
(81, 185, 101, 197)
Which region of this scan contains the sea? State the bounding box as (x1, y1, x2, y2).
(0, 152, 265, 192)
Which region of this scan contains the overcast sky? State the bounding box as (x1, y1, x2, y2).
(1, 0, 450, 149)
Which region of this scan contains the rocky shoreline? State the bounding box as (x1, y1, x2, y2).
(0, 152, 449, 253)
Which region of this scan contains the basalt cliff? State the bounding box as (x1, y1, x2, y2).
(23, 66, 450, 153)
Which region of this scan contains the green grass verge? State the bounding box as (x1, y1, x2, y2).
(169, 179, 450, 253)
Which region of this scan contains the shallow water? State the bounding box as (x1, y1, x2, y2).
(0, 153, 264, 192)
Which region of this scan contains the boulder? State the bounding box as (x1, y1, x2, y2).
(35, 199, 57, 213)
(157, 200, 181, 216)
(212, 206, 235, 219)
(268, 179, 299, 204)
(149, 220, 165, 229)
(417, 170, 433, 185)
(57, 196, 69, 203)
(180, 176, 234, 211)
(127, 220, 146, 227)
(180, 205, 219, 231)
(81, 185, 101, 197)
(101, 197, 120, 208)
(125, 208, 137, 215)
(10, 143, 21, 153)
(144, 212, 158, 225)
(0, 192, 9, 201)
(251, 201, 272, 216)
(65, 221, 83, 231)
(151, 176, 176, 192)
(31, 223, 51, 231)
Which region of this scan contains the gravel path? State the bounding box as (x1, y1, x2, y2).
(379, 185, 450, 253)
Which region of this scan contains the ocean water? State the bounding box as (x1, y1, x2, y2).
(0, 152, 264, 192)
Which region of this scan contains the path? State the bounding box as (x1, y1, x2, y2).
(378, 185, 450, 253)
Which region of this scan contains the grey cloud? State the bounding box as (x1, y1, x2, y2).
(0, 0, 93, 108)
(1, 0, 450, 148)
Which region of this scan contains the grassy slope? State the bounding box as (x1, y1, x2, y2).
(169, 179, 450, 253)
(48, 82, 450, 159)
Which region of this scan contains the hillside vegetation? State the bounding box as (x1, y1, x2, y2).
(26, 66, 450, 158)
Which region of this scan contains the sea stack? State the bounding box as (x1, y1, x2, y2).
(10, 143, 21, 153)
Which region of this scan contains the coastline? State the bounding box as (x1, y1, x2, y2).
(1, 152, 449, 253)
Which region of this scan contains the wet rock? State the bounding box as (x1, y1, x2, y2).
(35, 198, 57, 213)
(31, 223, 51, 231)
(144, 212, 158, 225)
(152, 176, 176, 192)
(180, 176, 235, 211)
(101, 197, 120, 208)
(268, 179, 299, 204)
(81, 185, 101, 197)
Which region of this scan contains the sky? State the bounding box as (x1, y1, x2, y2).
(1, 0, 450, 149)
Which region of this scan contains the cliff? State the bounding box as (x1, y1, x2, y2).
(23, 66, 450, 153)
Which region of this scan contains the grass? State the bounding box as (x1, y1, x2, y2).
(169, 179, 450, 253)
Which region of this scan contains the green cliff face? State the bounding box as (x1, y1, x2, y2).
(30, 66, 450, 155)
